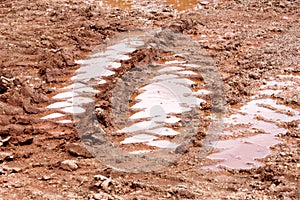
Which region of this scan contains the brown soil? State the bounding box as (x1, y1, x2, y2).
(0, 0, 299, 199)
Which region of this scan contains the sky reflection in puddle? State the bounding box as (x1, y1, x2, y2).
(118, 58, 209, 150)
(42, 32, 149, 119)
(204, 73, 300, 170)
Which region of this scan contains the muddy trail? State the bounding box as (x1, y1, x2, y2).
(0, 0, 299, 199)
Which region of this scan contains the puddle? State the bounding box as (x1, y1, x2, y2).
(41, 113, 65, 120)
(147, 140, 180, 149)
(61, 106, 86, 114)
(58, 119, 73, 124)
(115, 57, 210, 150)
(38, 26, 299, 171)
(100, 0, 214, 11)
(121, 134, 158, 144)
(41, 30, 156, 121)
(204, 72, 300, 170)
(260, 80, 296, 89)
(46, 101, 72, 109)
(41, 29, 225, 172)
(52, 92, 79, 99)
(258, 89, 282, 96)
(206, 133, 281, 169)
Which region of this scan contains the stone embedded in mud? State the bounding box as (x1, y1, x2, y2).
(60, 160, 78, 171)
(13, 136, 33, 146)
(94, 174, 109, 181)
(0, 136, 11, 146)
(23, 100, 41, 114)
(175, 143, 189, 154)
(0, 152, 13, 162)
(200, 1, 210, 5)
(93, 192, 114, 200)
(0, 102, 23, 115)
(0, 79, 8, 94)
(65, 143, 93, 158)
(1, 165, 22, 174)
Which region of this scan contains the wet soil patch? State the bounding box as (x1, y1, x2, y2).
(0, 0, 299, 199)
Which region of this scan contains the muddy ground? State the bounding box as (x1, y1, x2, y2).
(0, 0, 299, 199)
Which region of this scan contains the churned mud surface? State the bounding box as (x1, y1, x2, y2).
(0, 0, 299, 199)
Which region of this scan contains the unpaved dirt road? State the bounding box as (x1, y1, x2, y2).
(0, 0, 299, 199)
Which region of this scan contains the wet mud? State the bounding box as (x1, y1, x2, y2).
(0, 0, 299, 199)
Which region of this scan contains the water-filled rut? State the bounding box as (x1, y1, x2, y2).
(41, 29, 225, 172)
(40, 28, 300, 172)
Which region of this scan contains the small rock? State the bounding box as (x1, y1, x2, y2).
(101, 178, 112, 192)
(65, 143, 93, 158)
(60, 160, 78, 171)
(13, 136, 33, 146)
(11, 167, 22, 173)
(175, 143, 189, 154)
(94, 174, 109, 181)
(282, 16, 289, 20)
(93, 192, 114, 200)
(224, 31, 235, 39)
(0, 136, 11, 146)
(193, 140, 202, 147)
(2, 166, 22, 174)
(200, 1, 210, 5)
(93, 193, 102, 200)
(280, 152, 286, 156)
(0, 152, 13, 162)
(41, 175, 51, 181)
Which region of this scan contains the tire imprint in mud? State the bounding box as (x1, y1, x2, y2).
(44, 29, 226, 172)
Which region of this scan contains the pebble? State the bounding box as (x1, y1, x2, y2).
(65, 143, 93, 158)
(0, 136, 11, 146)
(60, 160, 78, 171)
(175, 143, 189, 154)
(0, 166, 22, 174)
(93, 192, 114, 200)
(280, 152, 286, 156)
(0, 168, 5, 175)
(101, 178, 112, 193)
(0, 152, 13, 161)
(94, 174, 109, 181)
(200, 1, 210, 5)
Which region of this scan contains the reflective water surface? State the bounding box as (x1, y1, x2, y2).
(41, 31, 153, 121)
(204, 71, 300, 170)
(116, 56, 209, 149)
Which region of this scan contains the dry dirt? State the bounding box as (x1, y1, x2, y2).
(0, 0, 299, 199)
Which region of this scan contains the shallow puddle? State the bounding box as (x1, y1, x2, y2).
(39, 27, 300, 171)
(41, 29, 225, 172)
(41, 30, 155, 121)
(116, 57, 209, 149)
(204, 71, 300, 170)
(41, 113, 65, 120)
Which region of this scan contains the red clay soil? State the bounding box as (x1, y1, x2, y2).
(0, 0, 299, 199)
